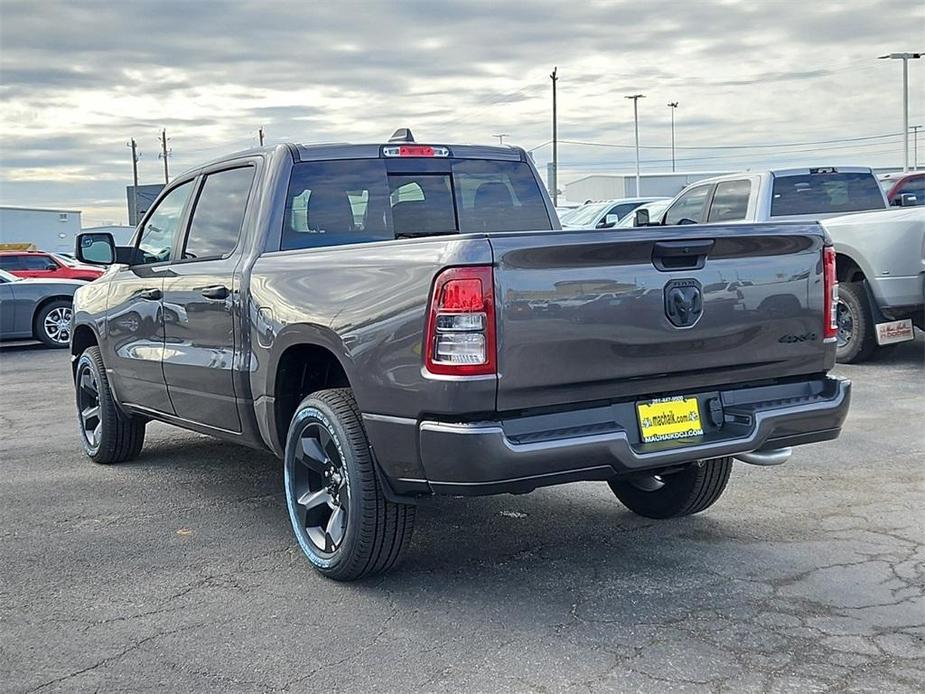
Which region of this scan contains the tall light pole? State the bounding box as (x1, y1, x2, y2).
(493, 134, 508, 145)
(912, 125, 922, 170)
(667, 102, 679, 173)
(258, 127, 265, 147)
(550, 67, 558, 205)
(879, 53, 922, 172)
(625, 94, 645, 195)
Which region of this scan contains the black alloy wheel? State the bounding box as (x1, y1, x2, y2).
(290, 420, 350, 555)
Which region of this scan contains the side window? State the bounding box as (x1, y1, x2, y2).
(183, 167, 255, 260)
(16, 255, 55, 270)
(0, 255, 24, 270)
(708, 180, 751, 222)
(664, 185, 711, 225)
(137, 181, 194, 264)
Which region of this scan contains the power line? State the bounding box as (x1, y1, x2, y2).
(526, 131, 907, 153)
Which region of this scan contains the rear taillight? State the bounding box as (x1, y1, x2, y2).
(823, 245, 838, 341)
(425, 266, 496, 376)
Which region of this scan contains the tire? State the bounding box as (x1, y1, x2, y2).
(284, 388, 415, 581)
(34, 299, 73, 348)
(836, 282, 877, 364)
(608, 457, 732, 519)
(75, 346, 146, 464)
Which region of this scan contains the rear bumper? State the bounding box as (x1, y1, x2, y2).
(409, 376, 850, 495)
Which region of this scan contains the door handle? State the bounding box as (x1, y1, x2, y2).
(137, 288, 162, 300)
(200, 285, 229, 300)
(652, 239, 714, 271)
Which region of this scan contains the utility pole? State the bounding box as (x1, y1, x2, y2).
(625, 94, 645, 195)
(258, 127, 265, 147)
(126, 138, 140, 226)
(492, 134, 508, 145)
(667, 102, 679, 173)
(879, 53, 922, 172)
(550, 67, 558, 206)
(912, 125, 922, 170)
(158, 128, 170, 184)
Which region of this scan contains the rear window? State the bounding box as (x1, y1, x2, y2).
(281, 158, 551, 250)
(770, 171, 885, 217)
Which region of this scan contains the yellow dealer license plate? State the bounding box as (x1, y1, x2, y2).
(637, 396, 703, 444)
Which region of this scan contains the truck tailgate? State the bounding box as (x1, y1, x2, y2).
(491, 224, 830, 412)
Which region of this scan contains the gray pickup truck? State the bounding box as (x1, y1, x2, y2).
(71, 132, 851, 581)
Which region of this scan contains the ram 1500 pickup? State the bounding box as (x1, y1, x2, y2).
(71, 132, 851, 581)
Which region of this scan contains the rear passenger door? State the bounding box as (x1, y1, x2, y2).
(160, 163, 257, 432)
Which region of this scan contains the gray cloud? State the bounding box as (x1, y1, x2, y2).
(1, 0, 922, 221)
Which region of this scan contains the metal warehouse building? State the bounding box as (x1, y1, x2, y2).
(0, 206, 82, 253)
(564, 171, 732, 202)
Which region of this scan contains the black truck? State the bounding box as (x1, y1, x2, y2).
(71, 131, 851, 581)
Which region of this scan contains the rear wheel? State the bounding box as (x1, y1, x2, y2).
(836, 282, 877, 363)
(284, 388, 415, 581)
(608, 457, 732, 519)
(75, 346, 146, 463)
(35, 300, 73, 348)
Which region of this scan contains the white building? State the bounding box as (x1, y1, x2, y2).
(0, 206, 83, 253)
(564, 171, 733, 203)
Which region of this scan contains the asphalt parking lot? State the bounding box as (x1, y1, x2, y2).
(1, 338, 923, 693)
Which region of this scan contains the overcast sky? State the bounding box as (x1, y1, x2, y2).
(1, 0, 923, 224)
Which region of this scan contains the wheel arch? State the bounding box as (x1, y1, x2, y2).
(268, 325, 355, 453)
(835, 251, 866, 283)
(70, 323, 101, 375)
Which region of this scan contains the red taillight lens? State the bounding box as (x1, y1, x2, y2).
(823, 245, 838, 340)
(425, 266, 496, 376)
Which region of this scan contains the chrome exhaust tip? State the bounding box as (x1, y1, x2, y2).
(735, 447, 792, 466)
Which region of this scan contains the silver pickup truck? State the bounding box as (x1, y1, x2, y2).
(822, 207, 925, 362)
(69, 133, 851, 580)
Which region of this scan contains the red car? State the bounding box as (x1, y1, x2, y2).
(0, 250, 104, 281)
(884, 171, 924, 206)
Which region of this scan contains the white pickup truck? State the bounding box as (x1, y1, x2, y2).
(634, 167, 888, 227)
(820, 207, 925, 362)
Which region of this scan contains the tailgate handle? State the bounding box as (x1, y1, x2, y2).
(652, 239, 714, 271)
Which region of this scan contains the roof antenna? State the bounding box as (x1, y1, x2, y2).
(389, 128, 415, 143)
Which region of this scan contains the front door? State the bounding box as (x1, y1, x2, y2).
(105, 180, 195, 413)
(161, 165, 256, 432)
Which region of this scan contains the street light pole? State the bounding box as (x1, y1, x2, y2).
(493, 134, 508, 145)
(912, 125, 922, 170)
(258, 127, 265, 147)
(550, 67, 558, 206)
(667, 102, 678, 173)
(879, 53, 922, 172)
(625, 94, 645, 195)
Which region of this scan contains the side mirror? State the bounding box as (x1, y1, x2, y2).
(76, 232, 115, 265)
(46, 263, 59, 271)
(634, 208, 650, 226)
(601, 213, 619, 228)
(896, 192, 919, 207)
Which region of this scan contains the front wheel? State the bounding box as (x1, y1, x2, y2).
(284, 388, 415, 581)
(75, 346, 146, 463)
(608, 457, 732, 519)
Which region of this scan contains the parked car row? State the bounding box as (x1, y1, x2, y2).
(0, 250, 105, 281)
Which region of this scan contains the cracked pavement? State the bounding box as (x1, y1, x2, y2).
(1, 336, 922, 693)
